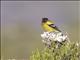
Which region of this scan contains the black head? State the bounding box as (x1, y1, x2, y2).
(42, 18, 48, 23)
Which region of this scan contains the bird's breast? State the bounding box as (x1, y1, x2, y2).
(42, 24, 56, 32)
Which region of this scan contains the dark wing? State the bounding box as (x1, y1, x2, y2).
(48, 24, 61, 32)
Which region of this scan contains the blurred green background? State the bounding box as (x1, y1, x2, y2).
(1, 1, 80, 60)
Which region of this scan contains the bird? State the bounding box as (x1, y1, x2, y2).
(41, 18, 61, 32)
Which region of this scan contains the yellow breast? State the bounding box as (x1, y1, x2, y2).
(42, 24, 56, 32)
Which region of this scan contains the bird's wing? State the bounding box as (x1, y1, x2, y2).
(48, 24, 61, 32)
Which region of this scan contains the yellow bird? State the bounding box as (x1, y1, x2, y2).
(41, 18, 61, 32)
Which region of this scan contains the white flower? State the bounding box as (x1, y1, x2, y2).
(76, 43, 79, 46)
(41, 31, 69, 45)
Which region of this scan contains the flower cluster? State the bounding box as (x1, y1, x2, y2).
(41, 31, 69, 46)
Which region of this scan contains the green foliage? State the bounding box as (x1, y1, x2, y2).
(30, 41, 80, 60)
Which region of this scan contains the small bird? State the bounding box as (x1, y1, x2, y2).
(41, 18, 61, 32)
